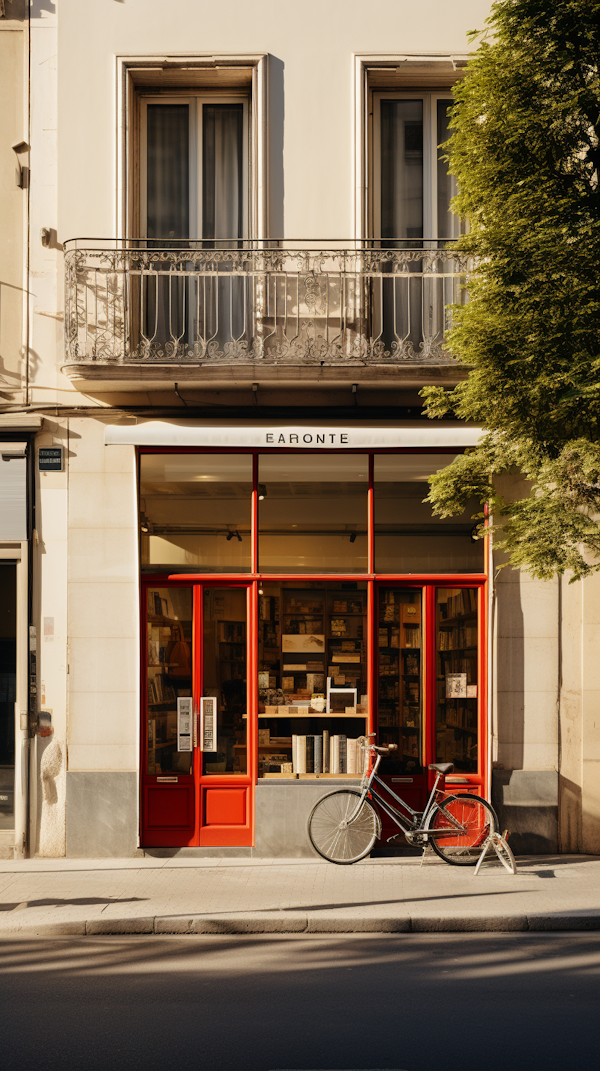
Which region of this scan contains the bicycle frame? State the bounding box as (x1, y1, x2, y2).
(349, 750, 468, 842)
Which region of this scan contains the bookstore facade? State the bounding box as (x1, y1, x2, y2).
(117, 421, 490, 850)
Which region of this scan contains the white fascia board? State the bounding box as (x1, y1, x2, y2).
(104, 420, 483, 449)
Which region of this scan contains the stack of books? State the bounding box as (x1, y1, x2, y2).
(291, 734, 364, 775)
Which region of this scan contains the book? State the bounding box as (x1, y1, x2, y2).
(292, 735, 307, 774)
(346, 737, 357, 775)
(330, 734, 348, 774)
(306, 735, 315, 773)
(313, 734, 322, 775)
(322, 729, 330, 773)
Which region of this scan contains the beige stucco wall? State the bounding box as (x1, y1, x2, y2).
(0, 8, 27, 404)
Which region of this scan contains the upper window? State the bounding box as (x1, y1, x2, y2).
(140, 95, 249, 243)
(371, 93, 463, 244)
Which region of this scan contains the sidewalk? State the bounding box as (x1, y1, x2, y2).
(0, 853, 599, 936)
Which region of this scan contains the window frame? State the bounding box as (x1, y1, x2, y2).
(369, 89, 457, 243)
(118, 55, 269, 243)
(138, 91, 251, 243)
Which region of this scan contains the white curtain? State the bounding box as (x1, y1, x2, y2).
(202, 104, 244, 243)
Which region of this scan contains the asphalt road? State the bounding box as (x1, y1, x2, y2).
(1, 934, 598, 1071)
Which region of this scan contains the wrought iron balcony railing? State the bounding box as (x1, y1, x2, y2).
(63, 241, 470, 368)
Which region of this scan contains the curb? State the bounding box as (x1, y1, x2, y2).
(2, 912, 600, 936)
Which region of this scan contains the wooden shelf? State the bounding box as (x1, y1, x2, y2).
(260, 712, 367, 719)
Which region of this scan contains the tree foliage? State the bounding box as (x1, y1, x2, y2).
(422, 0, 600, 580)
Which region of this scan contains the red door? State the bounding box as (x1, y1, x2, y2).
(141, 580, 254, 847)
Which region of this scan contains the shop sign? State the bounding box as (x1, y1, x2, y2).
(105, 422, 483, 450)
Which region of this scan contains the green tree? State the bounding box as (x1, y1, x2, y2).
(422, 0, 600, 580)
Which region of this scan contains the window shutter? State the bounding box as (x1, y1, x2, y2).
(0, 442, 27, 540)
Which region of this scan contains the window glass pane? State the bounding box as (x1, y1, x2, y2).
(378, 587, 423, 774)
(146, 104, 189, 240)
(140, 454, 252, 573)
(258, 455, 368, 573)
(381, 99, 423, 244)
(146, 587, 192, 776)
(0, 564, 16, 829)
(258, 581, 368, 778)
(203, 104, 244, 241)
(436, 99, 463, 241)
(374, 454, 484, 573)
(436, 588, 479, 773)
(203, 587, 247, 775)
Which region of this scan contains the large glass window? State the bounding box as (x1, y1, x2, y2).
(140, 454, 252, 572)
(435, 587, 479, 773)
(258, 455, 368, 573)
(374, 454, 484, 573)
(257, 581, 368, 778)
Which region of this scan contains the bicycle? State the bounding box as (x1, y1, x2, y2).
(308, 737, 510, 868)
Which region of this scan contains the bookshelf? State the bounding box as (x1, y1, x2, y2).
(257, 583, 368, 776)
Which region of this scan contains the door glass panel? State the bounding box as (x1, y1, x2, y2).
(146, 104, 190, 240)
(378, 587, 423, 774)
(202, 103, 245, 242)
(258, 455, 368, 573)
(380, 99, 423, 244)
(146, 587, 193, 776)
(436, 588, 479, 773)
(374, 454, 484, 573)
(436, 99, 464, 242)
(203, 587, 247, 775)
(0, 564, 16, 829)
(144, 104, 190, 345)
(140, 453, 252, 572)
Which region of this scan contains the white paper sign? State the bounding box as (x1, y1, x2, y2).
(177, 697, 193, 752)
(446, 673, 467, 699)
(201, 697, 218, 753)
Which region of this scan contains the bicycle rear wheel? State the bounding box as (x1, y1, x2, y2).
(308, 790, 379, 864)
(428, 794, 497, 866)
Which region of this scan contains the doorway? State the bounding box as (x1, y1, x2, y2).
(141, 580, 253, 847)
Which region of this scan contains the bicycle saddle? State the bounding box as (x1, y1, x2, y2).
(428, 762, 454, 775)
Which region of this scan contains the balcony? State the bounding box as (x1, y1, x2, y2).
(63, 241, 471, 388)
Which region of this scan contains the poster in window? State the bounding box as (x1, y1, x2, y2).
(446, 673, 467, 699)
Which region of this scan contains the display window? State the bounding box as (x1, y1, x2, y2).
(139, 448, 488, 848)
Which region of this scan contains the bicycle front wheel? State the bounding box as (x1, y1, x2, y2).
(494, 834, 517, 874)
(308, 790, 379, 864)
(429, 794, 497, 866)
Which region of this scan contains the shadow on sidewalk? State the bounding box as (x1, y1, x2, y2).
(1, 897, 148, 912)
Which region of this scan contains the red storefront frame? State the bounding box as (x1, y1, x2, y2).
(139, 447, 489, 848)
